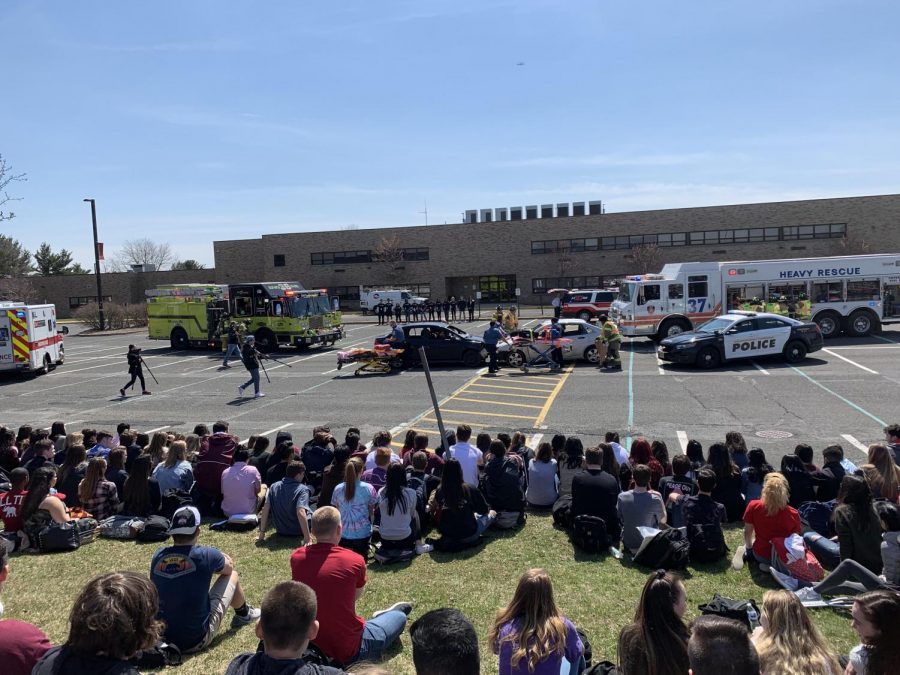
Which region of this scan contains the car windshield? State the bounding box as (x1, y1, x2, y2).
(696, 317, 734, 333)
(617, 283, 636, 303)
(447, 325, 469, 338)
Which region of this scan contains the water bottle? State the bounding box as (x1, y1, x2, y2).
(746, 604, 760, 630)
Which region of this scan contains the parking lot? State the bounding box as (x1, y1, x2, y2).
(2, 318, 898, 469)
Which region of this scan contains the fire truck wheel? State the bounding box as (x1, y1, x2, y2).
(170, 328, 189, 350)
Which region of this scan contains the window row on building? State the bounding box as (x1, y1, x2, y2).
(531, 223, 847, 254)
(69, 295, 113, 309)
(309, 247, 430, 266)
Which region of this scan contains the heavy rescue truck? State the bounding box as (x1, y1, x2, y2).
(0, 303, 66, 375)
(146, 283, 343, 352)
(611, 253, 900, 340)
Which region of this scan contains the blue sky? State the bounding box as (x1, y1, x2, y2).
(2, 0, 898, 268)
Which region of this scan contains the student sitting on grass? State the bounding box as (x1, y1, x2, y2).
(617, 464, 666, 555)
(410, 608, 481, 675)
(121, 455, 160, 517)
(330, 458, 377, 557)
(687, 615, 759, 675)
(221, 446, 262, 518)
(617, 569, 689, 675)
(750, 590, 841, 675)
(150, 506, 260, 652)
(78, 457, 120, 521)
(0, 544, 52, 675)
(428, 459, 496, 548)
(846, 589, 900, 675)
(257, 460, 311, 543)
(31, 571, 161, 675)
(525, 442, 558, 509)
(21, 466, 70, 546)
(377, 463, 432, 555)
(152, 439, 194, 495)
(738, 472, 800, 570)
(488, 568, 585, 675)
(225, 580, 349, 675)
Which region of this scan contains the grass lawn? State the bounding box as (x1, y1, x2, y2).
(5, 513, 857, 674)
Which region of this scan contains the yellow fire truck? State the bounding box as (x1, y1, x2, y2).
(146, 282, 343, 351)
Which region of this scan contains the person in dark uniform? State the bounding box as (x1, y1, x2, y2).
(403, 300, 411, 323)
(238, 335, 268, 398)
(457, 297, 467, 322)
(442, 298, 450, 322)
(375, 300, 384, 325)
(394, 302, 402, 322)
(222, 321, 243, 367)
(120, 345, 151, 397)
(468, 296, 476, 321)
(449, 296, 457, 321)
(429, 300, 437, 321)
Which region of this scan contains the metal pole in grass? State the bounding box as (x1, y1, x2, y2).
(419, 346, 448, 456)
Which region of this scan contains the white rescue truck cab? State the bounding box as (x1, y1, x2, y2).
(611, 253, 900, 340)
(0, 303, 66, 375)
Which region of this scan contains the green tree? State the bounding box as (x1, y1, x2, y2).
(171, 259, 206, 270)
(33, 242, 78, 275)
(0, 234, 32, 277)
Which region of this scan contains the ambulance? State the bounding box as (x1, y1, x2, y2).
(0, 303, 66, 375)
(610, 253, 900, 340)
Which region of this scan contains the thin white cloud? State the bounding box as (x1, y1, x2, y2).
(125, 105, 314, 139)
(492, 152, 726, 169)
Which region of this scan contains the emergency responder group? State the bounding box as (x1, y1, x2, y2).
(373, 296, 478, 324)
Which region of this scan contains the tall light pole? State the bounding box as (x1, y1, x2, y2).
(83, 198, 105, 331)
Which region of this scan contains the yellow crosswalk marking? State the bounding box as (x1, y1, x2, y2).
(450, 397, 543, 409)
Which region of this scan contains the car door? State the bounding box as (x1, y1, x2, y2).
(561, 322, 587, 360)
(751, 317, 794, 356)
(722, 318, 787, 360)
(721, 319, 758, 360)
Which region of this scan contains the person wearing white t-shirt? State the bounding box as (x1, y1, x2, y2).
(365, 430, 402, 470)
(448, 425, 484, 487)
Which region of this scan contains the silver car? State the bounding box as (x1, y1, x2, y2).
(498, 318, 602, 367)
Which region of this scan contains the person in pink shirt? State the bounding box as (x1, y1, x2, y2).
(220, 447, 262, 517)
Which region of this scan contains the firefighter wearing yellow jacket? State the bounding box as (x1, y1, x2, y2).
(598, 314, 622, 370)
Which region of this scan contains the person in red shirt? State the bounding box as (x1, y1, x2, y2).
(740, 472, 801, 568)
(0, 468, 29, 539)
(290, 506, 411, 666)
(0, 544, 53, 674)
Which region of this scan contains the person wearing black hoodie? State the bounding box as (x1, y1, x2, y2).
(225, 581, 348, 675)
(32, 571, 160, 675)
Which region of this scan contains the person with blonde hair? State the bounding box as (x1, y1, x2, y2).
(330, 458, 377, 556)
(78, 457, 120, 521)
(738, 472, 800, 569)
(751, 589, 841, 675)
(488, 568, 584, 675)
(861, 444, 900, 502)
(152, 439, 194, 494)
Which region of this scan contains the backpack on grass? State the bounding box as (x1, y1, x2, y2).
(137, 515, 171, 542)
(571, 515, 609, 553)
(687, 523, 727, 563)
(633, 528, 690, 570)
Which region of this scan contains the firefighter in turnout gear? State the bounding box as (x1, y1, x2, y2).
(599, 314, 622, 370)
(120, 345, 151, 396)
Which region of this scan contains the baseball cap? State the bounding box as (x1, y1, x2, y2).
(169, 506, 201, 536)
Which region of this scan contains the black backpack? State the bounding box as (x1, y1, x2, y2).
(698, 594, 760, 631)
(633, 528, 690, 570)
(552, 495, 573, 529)
(571, 515, 609, 553)
(687, 523, 727, 563)
(160, 489, 193, 519)
(137, 515, 171, 542)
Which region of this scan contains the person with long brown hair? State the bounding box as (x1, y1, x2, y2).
(330, 458, 377, 556)
(750, 589, 841, 675)
(861, 444, 900, 502)
(707, 442, 745, 521)
(31, 571, 162, 674)
(847, 590, 900, 675)
(122, 455, 160, 517)
(428, 458, 496, 547)
(145, 431, 169, 468)
(55, 444, 88, 508)
(78, 457, 120, 520)
(489, 568, 584, 675)
(617, 569, 689, 675)
(21, 466, 70, 546)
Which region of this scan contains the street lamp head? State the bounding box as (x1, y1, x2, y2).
(83, 198, 94, 203)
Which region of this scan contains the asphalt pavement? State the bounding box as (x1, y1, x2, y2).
(2, 319, 897, 470)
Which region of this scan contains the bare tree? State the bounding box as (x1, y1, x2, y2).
(0, 154, 26, 222)
(553, 244, 579, 287)
(371, 235, 406, 286)
(112, 238, 176, 271)
(628, 243, 662, 274)
(837, 233, 871, 255)
(0, 276, 38, 302)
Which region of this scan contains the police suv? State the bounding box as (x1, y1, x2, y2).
(657, 311, 823, 368)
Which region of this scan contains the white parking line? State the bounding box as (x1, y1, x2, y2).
(322, 368, 339, 374)
(242, 423, 292, 445)
(145, 426, 171, 434)
(677, 430, 689, 453)
(841, 434, 869, 454)
(823, 349, 879, 374)
(750, 360, 770, 376)
(827, 345, 900, 350)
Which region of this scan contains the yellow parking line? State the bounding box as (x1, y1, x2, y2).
(465, 383, 557, 393)
(463, 388, 548, 400)
(451, 397, 543, 409)
(440, 408, 539, 420)
(534, 366, 574, 427)
(421, 416, 528, 428)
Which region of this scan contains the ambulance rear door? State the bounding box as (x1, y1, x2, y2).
(0, 312, 13, 371)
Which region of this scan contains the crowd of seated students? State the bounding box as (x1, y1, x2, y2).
(3, 419, 900, 672)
